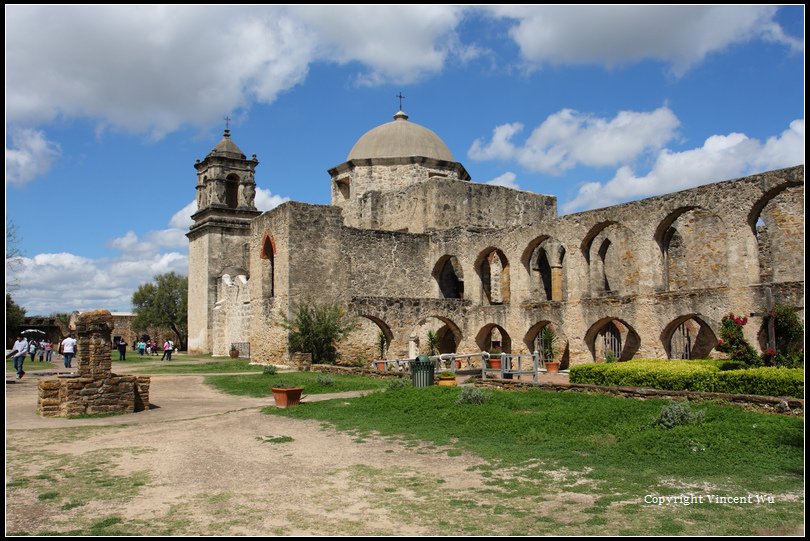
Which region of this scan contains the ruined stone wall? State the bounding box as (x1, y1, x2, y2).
(211, 273, 251, 356)
(331, 166, 804, 367)
(345, 178, 556, 233)
(37, 309, 150, 417)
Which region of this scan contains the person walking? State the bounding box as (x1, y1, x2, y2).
(38, 339, 46, 361)
(28, 340, 38, 363)
(117, 338, 127, 361)
(161, 338, 172, 361)
(44, 340, 54, 363)
(12, 335, 28, 379)
(60, 334, 77, 368)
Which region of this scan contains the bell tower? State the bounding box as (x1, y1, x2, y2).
(187, 128, 261, 353)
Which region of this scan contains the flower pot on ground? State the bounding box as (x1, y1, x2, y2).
(229, 347, 240, 359)
(437, 371, 457, 387)
(454, 359, 462, 370)
(271, 386, 304, 408)
(488, 351, 502, 370)
(544, 361, 561, 374)
(376, 361, 386, 372)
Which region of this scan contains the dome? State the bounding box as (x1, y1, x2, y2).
(208, 129, 246, 159)
(347, 111, 455, 162)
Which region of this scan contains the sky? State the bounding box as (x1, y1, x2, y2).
(5, 5, 805, 315)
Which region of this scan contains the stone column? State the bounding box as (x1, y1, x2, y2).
(551, 266, 563, 301)
(75, 309, 113, 378)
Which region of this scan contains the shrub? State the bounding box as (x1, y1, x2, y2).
(569, 359, 803, 398)
(282, 299, 358, 365)
(387, 378, 411, 390)
(655, 401, 705, 429)
(426, 330, 440, 356)
(716, 313, 760, 366)
(262, 365, 278, 375)
(716, 360, 747, 371)
(761, 305, 804, 368)
(456, 387, 490, 405)
(316, 375, 335, 386)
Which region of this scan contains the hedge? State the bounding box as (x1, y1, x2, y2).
(569, 359, 803, 398)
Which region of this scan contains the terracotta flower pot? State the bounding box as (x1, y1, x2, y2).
(454, 359, 462, 370)
(272, 387, 304, 408)
(489, 359, 502, 370)
(376, 361, 386, 371)
(229, 349, 240, 359)
(545, 361, 561, 374)
(437, 376, 457, 387)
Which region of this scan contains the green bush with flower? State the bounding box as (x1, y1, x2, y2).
(716, 313, 760, 367)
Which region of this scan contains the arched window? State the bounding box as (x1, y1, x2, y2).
(225, 174, 239, 209)
(260, 232, 275, 298)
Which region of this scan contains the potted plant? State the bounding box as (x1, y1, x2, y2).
(271, 381, 304, 408)
(426, 330, 440, 356)
(488, 349, 502, 369)
(539, 327, 560, 373)
(437, 370, 457, 387)
(229, 345, 240, 359)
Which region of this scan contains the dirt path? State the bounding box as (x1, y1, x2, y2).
(5, 372, 511, 535)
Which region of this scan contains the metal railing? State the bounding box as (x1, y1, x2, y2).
(372, 351, 555, 382)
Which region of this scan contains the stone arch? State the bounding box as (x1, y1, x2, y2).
(660, 315, 718, 360)
(475, 247, 510, 305)
(654, 207, 728, 291)
(747, 184, 804, 284)
(260, 231, 276, 298)
(410, 316, 462, 357)
(475, 323, 512, 353)
(523, 321, 570, 367)
(581, 221, 635, 297)
(432, 255, 464, 299)
(524, 236, 566, 301)
(340, 315, 395, 364)
(584, 317, 641, 362)
(225, 173, 239, 209)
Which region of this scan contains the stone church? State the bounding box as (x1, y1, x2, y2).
(187, 110, 804, 367)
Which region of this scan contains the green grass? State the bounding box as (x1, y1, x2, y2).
(5, 357, 59, 373)
(266, 386, 803, 524)
(205, 372, 387, 397)
(128, 359, 264, 374)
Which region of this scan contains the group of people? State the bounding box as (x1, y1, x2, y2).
(10, 333, 77, 379)
(132, 338, 174, 360)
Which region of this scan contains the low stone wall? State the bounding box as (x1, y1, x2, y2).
(311, 364, 405, 380)
(37, 309, 150, 417)
(474, 378, 804, 414)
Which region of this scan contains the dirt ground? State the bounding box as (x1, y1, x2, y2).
(5, 366, 594, 536)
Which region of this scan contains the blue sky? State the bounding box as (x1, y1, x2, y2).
(5, 5, 805, 315)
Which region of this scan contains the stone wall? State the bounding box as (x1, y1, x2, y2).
(37, 310, 150, 417)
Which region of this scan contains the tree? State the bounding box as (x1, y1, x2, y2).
(132, 272, 188, 350)
(6, 294, 26, 348)
(282, 299, 357, 364)
(6, 219, 23, 291)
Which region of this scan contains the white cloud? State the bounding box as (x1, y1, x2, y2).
(293, 5, 468, 84)
(6, 129, 62, 185)
(469, 107, 679, 174)
(10, 251, 188, 314)
(484, 172, 520, 189)
(255, 188, 291, 211)
(169, 201, 198, 230)
(5, 6, 315, 135)
(561, 119, 805, 213)
(490, 6, 802, 75)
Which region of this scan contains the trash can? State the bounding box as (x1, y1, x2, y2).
(411, 355, 435, 387)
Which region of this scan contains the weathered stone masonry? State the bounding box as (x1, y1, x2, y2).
(37, 310, 150, 417)
(187, 111, 804, 367)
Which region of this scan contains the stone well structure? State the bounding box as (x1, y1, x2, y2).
(37, 310, 151, 417)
